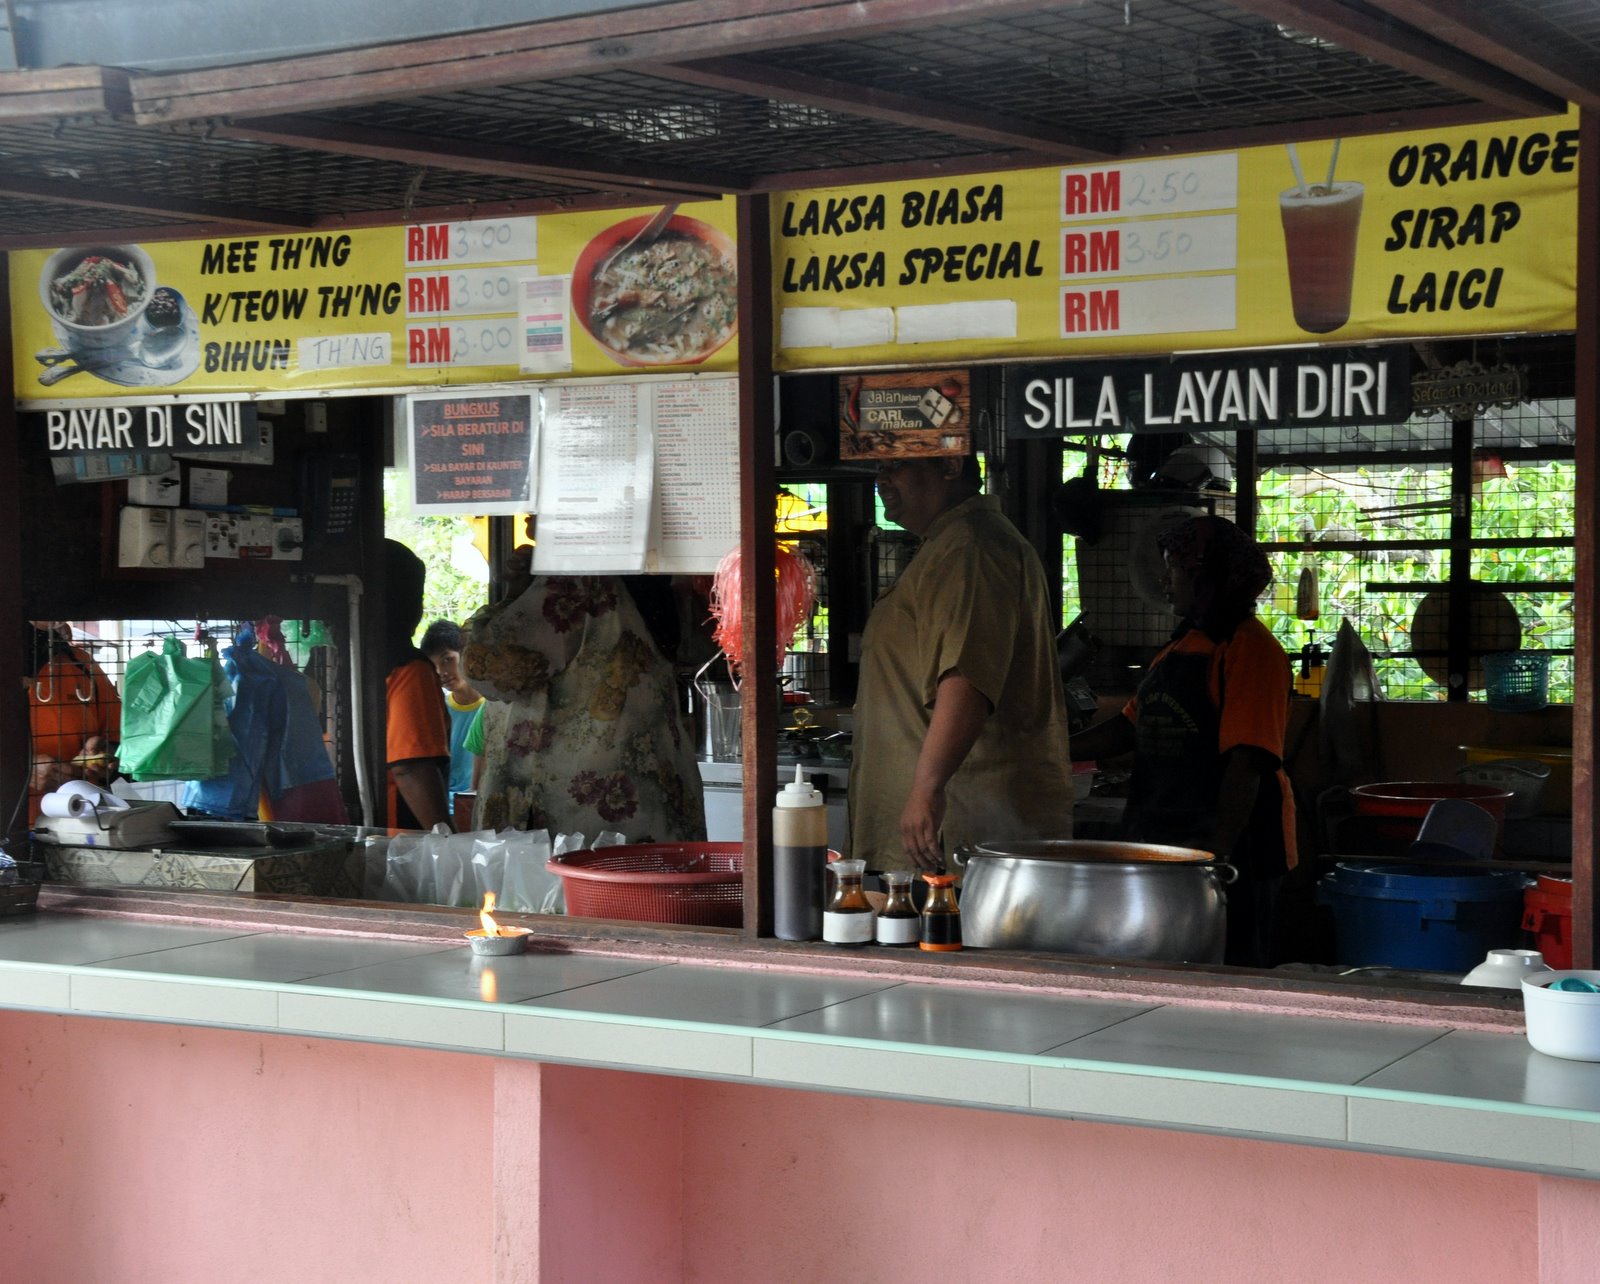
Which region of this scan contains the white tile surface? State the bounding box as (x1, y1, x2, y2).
(0, 961, 72, 1010)
(302, 947, 667, 1004)
(754, 1036, 1031, 1107)
(1032, 1066, 1348, 1141)
(72, 972, 279, 1028)
(87, 933, 457, 984)
(1349, 1097, 1579, 1170)
(279, 990, 504, 1051)
(528, 962, 895, 1028)
(504, 1010, 752, 1078)
(7, 910, 1600, 1177)
(0, 915, 247, 965)
(1051, 1003, 1446, 1084)
(768, 983, 1153, 1053)
(1358, 1029, 1600, 1115)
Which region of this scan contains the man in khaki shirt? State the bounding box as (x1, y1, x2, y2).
(848, 454, 1075, 871)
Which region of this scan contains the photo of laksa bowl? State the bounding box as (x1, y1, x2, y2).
(571, 213, 737, 367)
(39, 243, 158, 352)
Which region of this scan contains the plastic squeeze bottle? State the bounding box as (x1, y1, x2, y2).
(773, 764, 829, 940)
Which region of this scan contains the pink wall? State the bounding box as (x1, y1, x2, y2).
(0, 1013, 496, 1282)
(2, 1011, 1598, 1283)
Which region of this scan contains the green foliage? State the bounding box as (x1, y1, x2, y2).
(1061, 448, 1574, 705)
(381, 471, 491, 639)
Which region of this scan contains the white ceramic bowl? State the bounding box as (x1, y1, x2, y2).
(38, 243, 157, 352)
(1522, 970, 1600, 1060)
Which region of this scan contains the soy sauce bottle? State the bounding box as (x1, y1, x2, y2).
(919, 873, 962, 952)
(875, 870, 920, 947)
(823, 859, 875, 947)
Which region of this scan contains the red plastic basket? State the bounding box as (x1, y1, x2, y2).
(546, 842, 744, 927)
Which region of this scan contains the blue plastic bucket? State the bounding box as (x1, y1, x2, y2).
(1318, 862, 1528, 972)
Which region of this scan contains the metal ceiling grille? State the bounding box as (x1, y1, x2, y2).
(0, 0, 1591, 244)
(334, 69, 996, 174)
(750, 0, 1477, 142)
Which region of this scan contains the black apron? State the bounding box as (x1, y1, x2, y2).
(1121, 632, 1288, 967)
(1122, 647, 1222, 852)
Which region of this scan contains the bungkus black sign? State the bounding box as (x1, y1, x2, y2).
(1006, 346, 1411, 437)
(30, 400, 260, 455)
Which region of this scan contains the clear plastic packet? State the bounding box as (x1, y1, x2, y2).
(500, 828, 553, 913)
(469, 835, 508, 908)
(379, 831, 428, 902)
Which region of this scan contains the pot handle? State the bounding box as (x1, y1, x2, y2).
(1206, 861, 1239, 886)
(950, 844, 976, 869)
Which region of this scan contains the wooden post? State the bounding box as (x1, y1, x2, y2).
(737, 194, 777, 938)
(0, 254, 28, 847)
(1572, 109, 1598, 968)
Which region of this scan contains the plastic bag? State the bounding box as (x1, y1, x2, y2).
(500, 828, 556, 914)
(261, 661, 336, 797)
(184, 631, 287, 819)
(121, 637, 234, 781)
(469, 836, 508, 908)
(379, 831, 429, 902)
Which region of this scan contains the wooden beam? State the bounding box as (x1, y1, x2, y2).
(0, 190, 727, 249)
(658, 56, 1117, 159)
(1227, 0, 1565, 118)
(1361, 0, 1600, 110)
(1130, 101, 1525, 158)
(749, 102, 1523, 192)
(1573, 107, 1598, 969)
(0, 172, 313, 230)
(0, 66, 123, 119)
(0, 254, 29, 848)
(212, 115, 743, 198)
(127, 0, 1060, 123)
(736, 193, 778, 940)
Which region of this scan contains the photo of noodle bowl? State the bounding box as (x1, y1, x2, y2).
(572, 213, 737, 366)
(39, 243, 157, 352)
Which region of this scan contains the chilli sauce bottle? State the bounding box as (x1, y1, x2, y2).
(919, 873, 962, 951)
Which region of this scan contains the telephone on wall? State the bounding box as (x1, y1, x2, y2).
(301, 453, 361, 545)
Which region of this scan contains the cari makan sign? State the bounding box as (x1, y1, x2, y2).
(37, 401, 258, 455)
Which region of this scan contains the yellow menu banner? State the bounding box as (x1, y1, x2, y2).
(10, 200, 739, 402)
(771, 112, 1579, 369)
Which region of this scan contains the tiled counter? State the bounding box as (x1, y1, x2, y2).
(1, 911, 1597, 1180)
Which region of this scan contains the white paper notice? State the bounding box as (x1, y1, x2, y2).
(533, 382, 653, 573)
(188, 467, 229, 507)
(896, 299, 1017, 344)
(520, 275, 572, 374)
(651, 377, 739, 573)
(779, 307, 838, 350)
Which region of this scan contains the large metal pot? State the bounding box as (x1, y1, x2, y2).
(951, 839, 1235, 963)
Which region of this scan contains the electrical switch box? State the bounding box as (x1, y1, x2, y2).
(118, 506, 205, 569)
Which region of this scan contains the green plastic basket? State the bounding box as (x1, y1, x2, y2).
(1483, 651, 1549, 713)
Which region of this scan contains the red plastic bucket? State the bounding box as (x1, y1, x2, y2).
(1348, 781, 1514, 845)
(1523, 875, 1573, 970)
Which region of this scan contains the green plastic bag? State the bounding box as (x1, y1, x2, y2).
(120, 638, 236, 781)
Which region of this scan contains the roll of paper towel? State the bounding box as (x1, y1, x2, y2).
(41, 779, 129, 819)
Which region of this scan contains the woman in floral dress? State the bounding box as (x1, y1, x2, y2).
(463, 542, 705, 843)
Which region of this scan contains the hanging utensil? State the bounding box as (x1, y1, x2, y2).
(1294, 527, 1320, 622)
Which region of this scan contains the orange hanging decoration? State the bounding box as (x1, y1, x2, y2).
(708, 543, 818, 680)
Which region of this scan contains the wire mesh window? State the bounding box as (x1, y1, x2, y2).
(1057, 398, 1575, 703)
(30, 618, 343, 806)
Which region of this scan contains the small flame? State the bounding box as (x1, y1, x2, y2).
(479, 891, 502, 938)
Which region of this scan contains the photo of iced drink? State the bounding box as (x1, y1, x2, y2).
(1279, 181, 1363, 333)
